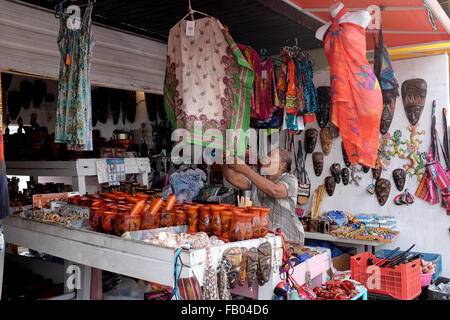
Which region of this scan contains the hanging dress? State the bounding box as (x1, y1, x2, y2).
(55, 5, 95, 151)
(258, 57, 276, 119)
(238, 44, 262, 119)
(323, 7, 383, 168)
(0, 69, 10, 219)
(164, 17, 254, 156)
(298, 54, 319, 113)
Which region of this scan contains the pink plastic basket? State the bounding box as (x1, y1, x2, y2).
(421, 272, 434, 287)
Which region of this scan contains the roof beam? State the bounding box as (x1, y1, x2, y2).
(256, 0, 325, 31)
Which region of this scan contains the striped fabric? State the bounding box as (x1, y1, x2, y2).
(177, 275, 204, 300)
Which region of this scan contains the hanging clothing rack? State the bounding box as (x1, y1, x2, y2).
(176, 0, 210, 25)
(54, 0, 96, 18)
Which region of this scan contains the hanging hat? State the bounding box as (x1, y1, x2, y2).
(20, 80, 33, 110)
(8, 90, 21, 120)
(91, 88, 100, 127)
(125, 91, 137, 124)
(146, 93, 161, 122)
(97, 87, 109, 124)
(32, 80, 47, 108)
(110, 89, 122, 125)
(1, 73, 13, 91)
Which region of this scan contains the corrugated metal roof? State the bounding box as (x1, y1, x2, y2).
(20, 0, 323, 55)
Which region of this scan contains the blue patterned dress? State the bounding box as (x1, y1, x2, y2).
(55, 5, 95, 151)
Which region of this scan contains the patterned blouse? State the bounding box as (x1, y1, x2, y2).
(248, 173, 305, 242)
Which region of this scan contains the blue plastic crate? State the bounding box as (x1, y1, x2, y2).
(375, 249, 442, 281)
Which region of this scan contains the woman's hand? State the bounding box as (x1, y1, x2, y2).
(227, 157, 250, 174)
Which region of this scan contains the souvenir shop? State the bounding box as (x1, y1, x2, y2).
(0, 0, 449, 301)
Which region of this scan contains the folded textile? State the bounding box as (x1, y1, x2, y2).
(326, 210, 347, 227)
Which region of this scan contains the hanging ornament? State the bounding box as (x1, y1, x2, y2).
(394, 189, 414, 205)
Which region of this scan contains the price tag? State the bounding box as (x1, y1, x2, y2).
(186, 21, 195, 37)
(262, 70, 267, 80)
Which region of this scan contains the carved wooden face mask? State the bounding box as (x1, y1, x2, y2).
(341, 168, 350, 185)
(329, 123, 339, 138)
(392, 168, 406, 191)
(341, 142, 351, 167)
(401, 79, 427, 126)
(312, 152, 324, 176)
(330, 163, 341, 184)
(375, 178, 391, 206)
(380, 99, 394, 134)
(372, 167, 382, 180)
(304, 128, 318, 154)
(325, 176, 336, 196)
(320, 127, 333, 155)
(362, 165, 370, 173)
(316, 86, 331, 128)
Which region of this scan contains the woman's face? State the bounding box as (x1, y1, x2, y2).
(261, 150, 283, 176)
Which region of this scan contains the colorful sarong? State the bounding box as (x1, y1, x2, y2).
(323, 7, 383, 167)
(164, 17, 254, 156)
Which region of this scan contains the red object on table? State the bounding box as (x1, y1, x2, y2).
(351, 252, 421, 300)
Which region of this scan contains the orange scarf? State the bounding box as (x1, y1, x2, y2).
(324, 8, 383, 167)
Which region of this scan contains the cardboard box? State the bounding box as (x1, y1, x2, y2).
(32, 192, 79, 209)
(332, 253, 352, 271)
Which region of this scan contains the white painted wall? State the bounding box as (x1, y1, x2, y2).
(296, 54, 450, 277)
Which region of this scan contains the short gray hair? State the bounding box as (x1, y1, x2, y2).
(278, 148, 292, 173)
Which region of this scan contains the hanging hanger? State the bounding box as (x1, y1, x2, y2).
(260, 48, 268, 61)
(176, 0, 210, 25)
(55, 0, 96, 19)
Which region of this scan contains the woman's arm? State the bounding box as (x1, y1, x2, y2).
(227, 162, 288, 199)
(222, 164, 250, 190)
(244, 167, 288, 199)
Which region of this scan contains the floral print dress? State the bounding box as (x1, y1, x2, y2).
(55, 5, 95, 151)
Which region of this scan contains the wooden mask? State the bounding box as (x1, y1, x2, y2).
(401, 78, 427, 126)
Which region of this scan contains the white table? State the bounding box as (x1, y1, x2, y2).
(1, 216, 283, 300)
(6, 158, 151, 194)
(305, 231, 389, 254)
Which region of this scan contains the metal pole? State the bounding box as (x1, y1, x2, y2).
(422, 0, 450, 34)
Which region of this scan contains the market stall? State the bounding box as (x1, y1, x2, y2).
(0, 0, 449, 302)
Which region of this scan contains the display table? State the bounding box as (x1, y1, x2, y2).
(231, 246, 331, 300)
(6, 158, 151, 194)
(1, 216, 284, 300)
(305, 232, 389, 254)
